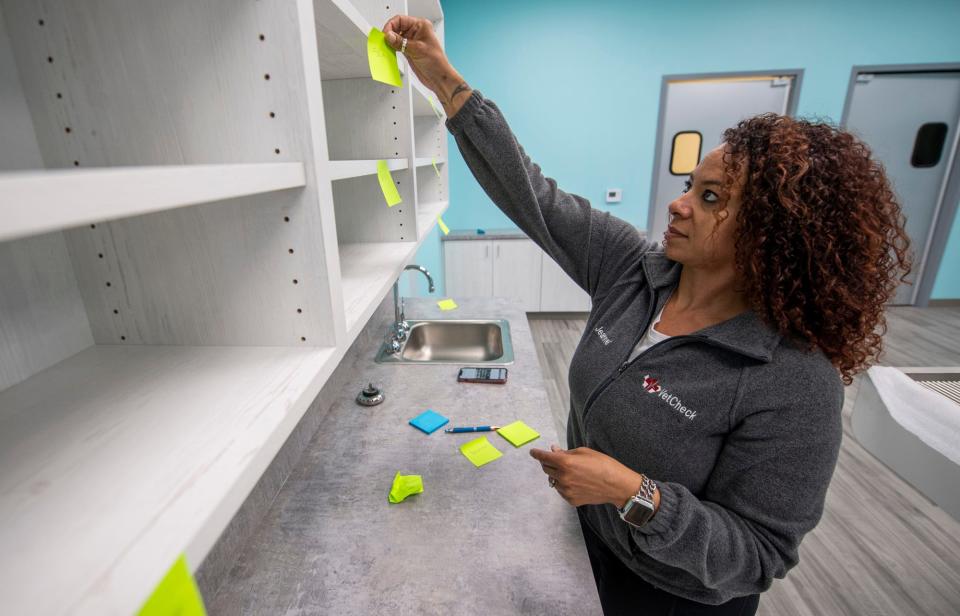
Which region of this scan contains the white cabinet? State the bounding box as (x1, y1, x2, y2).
(493, 239, 543, 311)
(540, 252, 591, 311)
(443, 237, 590, 312)
(0, 0, 449, 612)
(443, 240, 494, 297)
(443, 239, 542, 311)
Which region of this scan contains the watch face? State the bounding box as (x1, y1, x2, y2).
(623, 498, 656, 527)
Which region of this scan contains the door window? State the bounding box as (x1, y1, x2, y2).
(670, 131, 702, 175)
(911, 122, 949, 168)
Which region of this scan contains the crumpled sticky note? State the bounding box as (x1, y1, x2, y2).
(437, 298, 458, 311)
(367, 28, 402, 87)
(497, 420, 540, 448)
(376, 160, 402, 207)
(137, 554, 206, 616)
(437, 215, 450, 235)
(389, 471, 424, 503)
(459, 436, 503, 468)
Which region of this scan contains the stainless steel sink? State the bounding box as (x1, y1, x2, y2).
(375, 319, 514, 364)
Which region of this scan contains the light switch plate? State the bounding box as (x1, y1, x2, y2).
(605, 188, 622, 203)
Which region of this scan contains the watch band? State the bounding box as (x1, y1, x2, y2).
(636, 474, 657, 501)
(618, 475, 658, 528)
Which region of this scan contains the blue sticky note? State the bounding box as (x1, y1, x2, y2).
(409, 410, 449, 434)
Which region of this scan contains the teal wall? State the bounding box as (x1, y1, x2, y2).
(409, 0, 960, 299)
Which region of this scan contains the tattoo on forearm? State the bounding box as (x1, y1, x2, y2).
(446, 82, 471, 105)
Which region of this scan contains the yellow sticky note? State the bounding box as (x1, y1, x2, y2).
(497, 420, 540, 448)
(437, 298, 458, 311)
(432, 157, 441, 177)
(428, 95, 444, 120)
(437, 215, 450, 235)
(138, 554, 206, 616)
(388, 471, 424, 503)
(459, 436, 503, 467)
(367, 28, 402, 87)
(377, 160, 402, 207)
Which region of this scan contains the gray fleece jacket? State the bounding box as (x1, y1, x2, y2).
(447, 91, 844, 605)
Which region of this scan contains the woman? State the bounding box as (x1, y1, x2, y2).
(384, 15, 911, 616)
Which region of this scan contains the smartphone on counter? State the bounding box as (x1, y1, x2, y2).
(457, 367, 508, 384)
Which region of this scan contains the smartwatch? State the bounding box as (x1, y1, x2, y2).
(618, 475, 658, 528)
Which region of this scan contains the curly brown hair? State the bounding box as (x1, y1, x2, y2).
(719, 114, 912, 384)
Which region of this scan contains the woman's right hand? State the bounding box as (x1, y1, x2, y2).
(382, 15, 472, 116)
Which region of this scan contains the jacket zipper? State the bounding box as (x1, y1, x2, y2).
(580, 288, 661, 419)
(579, 290, 762, 422)
(581, 335, 698, 422)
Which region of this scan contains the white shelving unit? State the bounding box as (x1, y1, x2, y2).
(0, 163, 307, 242)
(328, 157, 408, 181)
(339, 240, 421, 336)
(0, 0, 448, 613)
(417, 199, 450, 240)
(0, 344, 339, 615)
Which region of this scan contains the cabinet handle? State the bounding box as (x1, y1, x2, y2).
(484, 245, 489, 259)
(496, 244, 501, 258)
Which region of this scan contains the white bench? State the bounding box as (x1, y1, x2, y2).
(852, 367, 960, 521)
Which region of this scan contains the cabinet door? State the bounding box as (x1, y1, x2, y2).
(540, 251, 591, 311)
(443, 240, 493, 297)
(492, 239, 542, 311)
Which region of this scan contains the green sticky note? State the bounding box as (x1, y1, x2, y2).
(388, 471, 424, 503)
(367, 28, 402, 87)
(437, 298, 457, 311)
(497, 420, 540, 448)
(432, 157, 441, 177)
(437, 215, 450, 235)
(138, 554, 206, 616)
(459, 436, 503, 467)
(428, 95, 444, 120)
(376, 160, 402, 207)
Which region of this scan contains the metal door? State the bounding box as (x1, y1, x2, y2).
(842, 68, 960, 305)
(647, 71, 802, 247)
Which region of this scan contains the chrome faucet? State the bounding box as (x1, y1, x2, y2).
(386, 264, 435, 354)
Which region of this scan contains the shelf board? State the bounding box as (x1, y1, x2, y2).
(417, 200, 450, 240)
(328, 158, 408, 181)
(0, 163, 306, 243)
(315, 0, 405, 81)
(0, 343, 340, 615)
(338, 241, 420, 336)
(414, 157, 445, 168)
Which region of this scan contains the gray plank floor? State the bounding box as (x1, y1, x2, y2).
(529, 306, 960, 616)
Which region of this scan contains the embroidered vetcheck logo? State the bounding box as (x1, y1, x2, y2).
(643, 374, 697, 420)
(642, 375, 661, 393)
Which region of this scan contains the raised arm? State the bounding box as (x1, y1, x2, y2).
(383, 16, 657, 300)
(383, 15, 472, 117)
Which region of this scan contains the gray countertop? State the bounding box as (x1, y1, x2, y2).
(440, 227, 647, 242)
(440, 228, 528, 241)
(207, 297, 601, 615)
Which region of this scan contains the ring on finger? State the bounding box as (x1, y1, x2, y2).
(401, 37, 408, 54)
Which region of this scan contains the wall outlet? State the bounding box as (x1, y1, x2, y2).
(605, 188, 622, 203)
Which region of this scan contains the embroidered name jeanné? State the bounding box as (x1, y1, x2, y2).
(594, 326, 612, 345)
(644, 374, 697, 420)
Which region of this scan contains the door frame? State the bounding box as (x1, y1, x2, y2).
(645, 68, 805, 240)
(840, 62, 960, 307)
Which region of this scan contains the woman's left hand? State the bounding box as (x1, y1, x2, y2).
(530, 445, 646, 508)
